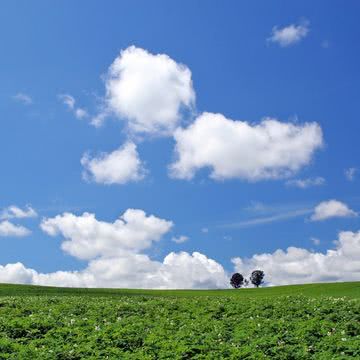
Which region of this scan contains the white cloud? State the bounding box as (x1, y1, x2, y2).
(311, 200, 358, 221)
(0, 221, 31, 237)
(232, 230, 360, 285)
(4, 230, 360, 288)
(268, 20, 309, 47)
(286, 176, 325, 189)
(170, 112, 323, 181)
(0, 263, 36, 283)
(13, 92, 33, 105)
(60, 94, 75, 109)
(0, 251, 228, 289)
(81, 142, 146, 185)
(40, 209, 173, 260)
(75, 108, 88, 119)
(172, 235, 189, 244)
(311, 237, 321, 246)
(345, 167, 357, 181)
(93, 46, 195, 136)
(0, 208, 227, 289)
(59, 94, 88, 119)
(3, 206, 360, 288)
(0, 205, 37, 220)
(223, 208, 312, 229)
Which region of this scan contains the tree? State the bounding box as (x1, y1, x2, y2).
(230, 273, 244, 289)
(250, 270, 265, 287)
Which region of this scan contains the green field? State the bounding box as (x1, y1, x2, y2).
(0, 282, 359, 359)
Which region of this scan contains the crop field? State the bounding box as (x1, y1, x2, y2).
(0, 283, 359, 359)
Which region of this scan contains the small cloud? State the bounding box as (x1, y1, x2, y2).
(0, 221, 31, 237)
(81, 142, 146, 185)
(0, 205, 37, 220)
(13, 93, 33, 105)
(75, 108, 88, 119)
(268, 20, 309, 47)
(311, 237, 321, 246)
(321, 40, 330, 49)
(345, 167, 357, 181)
(286, 177, 325, 189)
(59, 94, 88, 120)
(311, 200, 358, 221)
(172, 235, 189, 244)
(201, 227, 209, 233)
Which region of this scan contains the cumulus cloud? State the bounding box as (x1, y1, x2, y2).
(0, 205, 37, 220)
(0, 251, 228, 289)
(170, 112, 323, 181)
(0, 221, 31, 237)
(4, 230, 360, 288)
(345, 167, 357, 181)
(172, 235, 189, 244)
(59, 94, 88, 119)
(286, 177, 325, 189)
(2, 206, 360, 288)
(268, 20, 309, 47)
(13, 92, 33, 105)
(0, 263, 36, 283)
(40, 209, 173, 260)
(0, 208, 229, 289)
(81, 142, 146, 185)
(93, 46, 195, 135)
(311, 200, 358, 221)
(232, 230, 360, 285)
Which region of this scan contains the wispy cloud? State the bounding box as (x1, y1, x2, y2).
(286, 177, 325, 189)
(221, 208, 312, 229)
(172, 235, 189, 244)
(345, 167, 357, 181)
(58, 94, 88, 119)
(13, 92, 33, 105)
(0, 205, 37, 220)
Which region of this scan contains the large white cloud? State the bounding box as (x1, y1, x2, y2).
(268, 20, 309, 47)
(170, 112, 323, 181)
(0, 221, 31, 237)
(0, 252, 228, 289)
(0, 205, 37, 220)
(0, 207, 229, 289)
(0, 263, 36, 283)
(232, 230, 360, 285)
(93, 46, 195, 135)
(311, 200, 358, 221)
(81, 142, 146, 185)
(40, 209, 173, 260)
(3, 231, 360, 288)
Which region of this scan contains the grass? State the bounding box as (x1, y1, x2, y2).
(0, 282, 358, 358)
(0, 281, 359, 298)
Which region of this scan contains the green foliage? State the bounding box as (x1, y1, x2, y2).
(0, 283, 358, 358)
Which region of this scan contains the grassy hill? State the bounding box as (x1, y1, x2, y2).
(0, 281, 359, 298)
(0, 282, 359, 358)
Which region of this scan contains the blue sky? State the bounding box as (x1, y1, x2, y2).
(0, 1, 359, 288)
